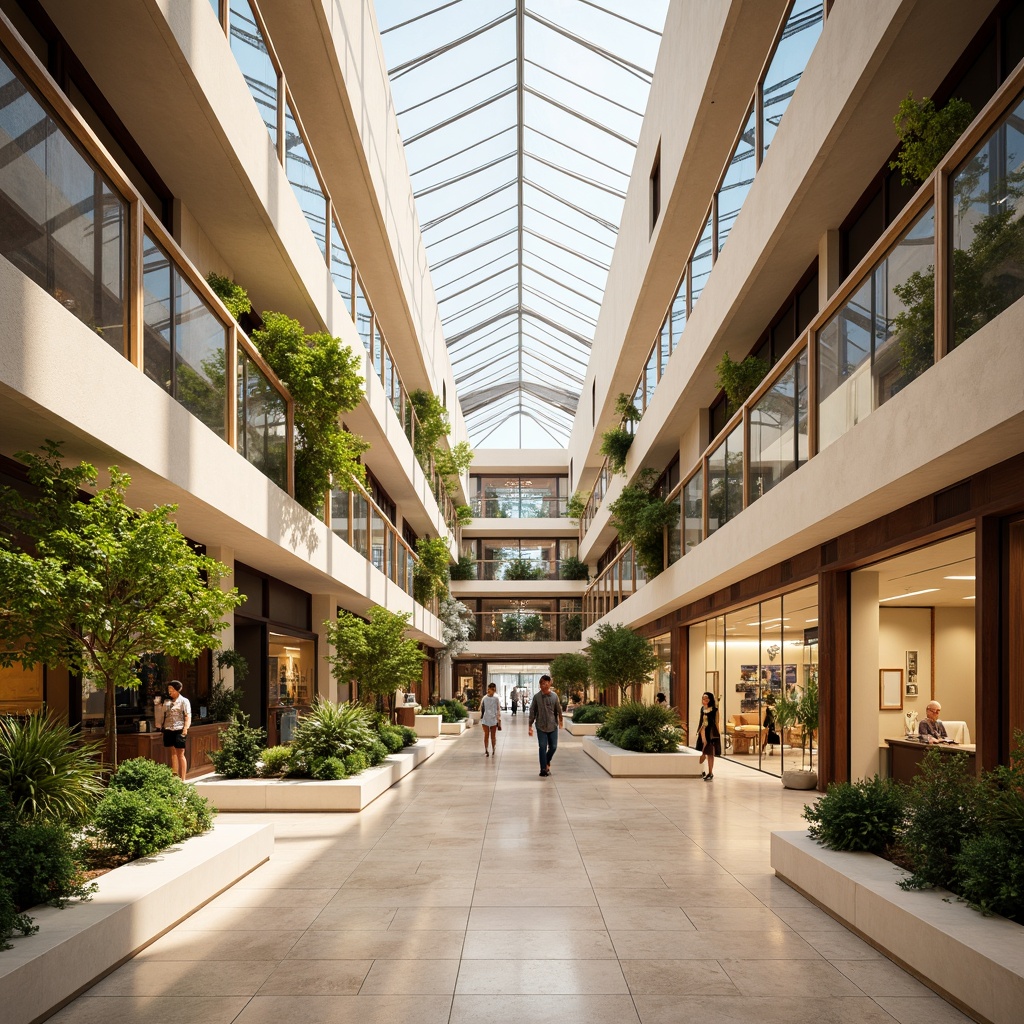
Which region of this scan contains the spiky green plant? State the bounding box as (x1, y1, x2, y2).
(597, 700, 682, 753)
(289, 698, 376, 766)
(0, 712, 105, 823)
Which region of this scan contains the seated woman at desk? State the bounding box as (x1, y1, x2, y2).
(918, 700, 950, 743)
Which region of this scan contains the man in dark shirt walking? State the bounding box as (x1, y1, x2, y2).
(528, 674, 563, 777)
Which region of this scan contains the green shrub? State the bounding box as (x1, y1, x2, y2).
(897, 748, 980, 891)
(207, 715, 266, 779)
(803, 775, 906, 854)
(0, 712, 105, 823)
(503, 557, 545, 580)
(890, 93, 975, 186)
(107, 756, 182, 798)
(399, 726, 418, 747)
(259, 745, 293, 777)
(570, 704, 608, 725)
(378, 725, 405, 754)
(207, 681, 245, 723)
(310, 756, 347, 781)
(558, 555, 590, 581)
(344, 750, 369, 775)
(419, 706, 443, 717)
(291, 699, 375, 763)
(597, 701, 682, 753)
(366, 740, 389, 766)
(0, 884, 38, 950)
(438, 699, 468, 723)
(599, 426, 634, 475)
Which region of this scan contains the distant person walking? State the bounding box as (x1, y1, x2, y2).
(509, 685, 520, 715)
(695, 690, 721, 781)
(481, 682, 502, 757)
(528, 674, 563, 777)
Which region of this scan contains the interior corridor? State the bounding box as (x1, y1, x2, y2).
(51, 717, 971, 1024)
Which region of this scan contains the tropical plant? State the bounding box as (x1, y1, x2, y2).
(288, 699, 376, 777)
(206, 272, 252, 322)
(449, 553, 476, 580)
(558, 555, 590, 581)
(570, 703, 608, 725)
(0, 443, 243, 766)
(586, 623, 659, 703)
(607, 469, 679, 579)
(207, 714, 267, 779)
(0, 713, 104, 824)
(503, 557, 546, 580)
(550, 652, 590, 704)
(413, 536, 451, 604)
(797, 675, 819, 768)
(803, 775, 907, 854)
(251, 310, 368, 513)
(890, 93, 974, 186)
(325, 607, 426, 714)
(714, 352, 769, 415)
(597, 700, 682, 753)
(565, 490, 589, 524)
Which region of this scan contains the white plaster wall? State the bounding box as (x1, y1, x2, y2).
(935, 607, 976, 740)
(850, 571, 882, 781)
(878, 608, 932, 745)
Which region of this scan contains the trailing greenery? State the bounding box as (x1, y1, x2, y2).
(890, 93, 975, 186)
(208, 649, 249, 723)
(0, 443, 242, 766)
(600, 394, 641, 474)
(597, 700, 682, 753)
(586, 623, 659, 703)
(438, 699, 468, 723)
(565, 490, 589, 523)
(714, 352, 770, 415)
(206, 272, 252, 322)
(92, 758, 215, 859)
(0, 712, 104, 824)
(326, 606, 425, 714)
(607, 468, 679, 579)
(207, 714, 267, 779)
(408, 389, 474, 522)
(570, 703, 608, 725)
(550, 652, 590, 705)
(251, 310, 368, 514)
(449, 553, 476, 580)
(503, 557, 546, 580)
(558, 555, 590, 581)
(413, 536, 452, 604)
(804, 775, 906, 854)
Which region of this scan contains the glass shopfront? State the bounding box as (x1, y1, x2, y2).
(688, 585, 819, 777)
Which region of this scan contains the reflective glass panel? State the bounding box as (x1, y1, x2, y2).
(667, 493, 682, 566)
(351, 491, 368, 558)
(0, 58, 126, 352)
(229, 0, 278, 144)
(689, 210, 714, 307)
(707, 423, 744, 534)
(817, 277, 872, 451)
(660, 314, 671, 370)
(355, 276, 372, 353)
(670, 273, 686, 345)
(237, 350, 287, 489)
(683, 469, 703, 553)
(330, 222, 354, 317)
(951, 90, 1024, 348)
(174, 269, 227, 437)
(717, 104, 755, 253)
(330, 489, 351, 544)
(748, 348, 807, 501)
(142, 235, 172, 393)
(761, 0, 823, 157)
(645, 342, 658, 408)
(284, 104, 326, 257)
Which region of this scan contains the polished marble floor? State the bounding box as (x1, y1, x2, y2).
(52, 714, 971, 1024)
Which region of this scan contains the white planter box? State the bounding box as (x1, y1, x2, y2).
(0, 823, 272, 1024)
(469, 710, 481, 723)
(440, 720, 467, 735)
(582, 736, 703, 777)
(566, 721, 601, 736)
(771, 830, 1024, 1024)
(414, 714, 442, 737)
(194, 739, 434, 812)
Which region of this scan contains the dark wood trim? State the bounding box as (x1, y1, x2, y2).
(1009, 518, 1024, 749)
(818, 568, 850, 785)
(976, 516, 1003, 771)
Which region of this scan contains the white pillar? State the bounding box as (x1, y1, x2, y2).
(439, 655, 453, 700)
(849, 570, 881, 780)
(312, 594, 342, 702)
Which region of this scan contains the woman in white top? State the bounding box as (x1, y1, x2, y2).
(480, 682, 502, 757)
(161, 680, 192, 780)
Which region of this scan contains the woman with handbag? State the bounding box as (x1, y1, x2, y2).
(481, 682, 502, 757)
(695, 690, 721, 781)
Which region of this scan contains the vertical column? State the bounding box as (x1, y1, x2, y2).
(848, 569, 880, 782)
(976, 516, 1003, 771)
(313, 594, 339, 703)
(818, 568, 850, 785)
(438, 655, 453, 701)
(1009, 520, 1024, 749)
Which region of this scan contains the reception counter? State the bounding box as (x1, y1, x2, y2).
(115, 722, 228, 778)
(885, 737, 976, 783)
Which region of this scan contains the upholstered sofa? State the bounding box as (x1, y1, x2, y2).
(728, 713, 761, 754)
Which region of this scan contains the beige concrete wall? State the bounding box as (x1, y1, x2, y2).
(935, 607, 976, 740)
(879, 608, 932, 746)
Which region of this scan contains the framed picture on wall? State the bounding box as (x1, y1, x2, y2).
(880, 668, 904, 710)
(906, 650, 918, 692)
(906, 682, 918, 697)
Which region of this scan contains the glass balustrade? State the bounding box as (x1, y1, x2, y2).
(748, 348, 808, 501)
(237, 349, 288, 489)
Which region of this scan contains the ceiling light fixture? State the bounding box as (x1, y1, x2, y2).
(943, 575, 976, 580)
(878, 589, 939, 602)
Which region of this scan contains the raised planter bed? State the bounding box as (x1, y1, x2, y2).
(566, 721, 600, 736)
(771, 830, 1024, 1024)
(193, 739, 435, 812)
(440, 720, 467, 735)
(0, 822, 272, 1024)
(414, 713, 442, 737)
(582, 736, 703, 777)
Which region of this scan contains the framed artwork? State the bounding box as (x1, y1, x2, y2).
(880, 669, 904, 710)
(906, 683, 919, 697)
(906, 650, 918, 694)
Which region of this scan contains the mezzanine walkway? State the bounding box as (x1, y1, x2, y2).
(49, 715, 970, 1024)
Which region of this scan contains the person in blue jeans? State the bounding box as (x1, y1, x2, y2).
(528, 674, 563, 777)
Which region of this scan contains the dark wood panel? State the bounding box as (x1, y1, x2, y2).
(886, 737, 975, 784)
(818, 569, 850, 785)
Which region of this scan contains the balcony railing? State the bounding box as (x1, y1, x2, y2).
(584, 57, 1024, 628)
(469, 610, 583, 643)
(470, 496, 568, 519)
(452, 558, 587, 582)
(0, 18, 295, 494)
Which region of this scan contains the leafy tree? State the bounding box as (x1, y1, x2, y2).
(251, 311, 368, 514)
(714, 352, 769, 415)
(409, 389, 451, 469)
(207, 271, 253, 322)
(550, 652, 589, 703)
(413, 536, 451, 604)
(607, 469, 679, 579)
(0, 443, 242, 766)
(890, 93, 974, 186)
(325, 606, 425, 715)
(565, 490, 589, 523)
(586, 623, 658, 704)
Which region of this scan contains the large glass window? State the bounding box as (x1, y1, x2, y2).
(683, 469, 703, 553)
(284, 103, 326, 257)
(670, 274, 686, 346)
(143, 233, 227, 437)
(951, 90, 1024, 348)
(330, 221, 354, 316)
(229, 0, 278, 145)
(355, 276, 372, 354)
(818, 206, 935, 452)
(471, 475, 566, 518)
(707, 423, 744, 534)
(718, 105, 756, 253)
(237, 349, 287, 489)
(748, 349, 808, 502)
(0, 57, 126, 353)
(689, 210, 714, 308)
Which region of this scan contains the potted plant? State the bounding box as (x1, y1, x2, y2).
(599, 394, 641, 474)
(777, 675, 818, 789)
